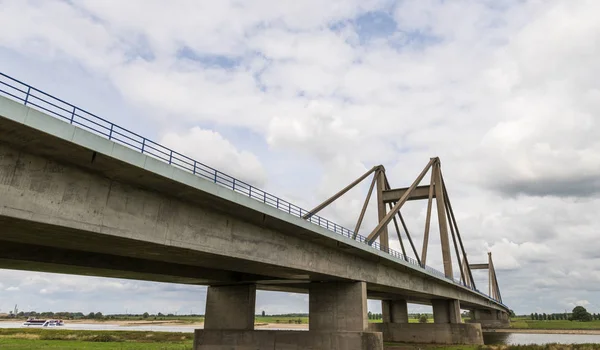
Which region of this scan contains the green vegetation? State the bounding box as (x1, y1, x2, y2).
(0, 339, 190, 349)
(510, 318, 600, 330)
(386, 345, 600, 350)
(0, 328, 193, 349)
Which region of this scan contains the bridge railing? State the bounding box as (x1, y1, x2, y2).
(0, 72, 506, 308)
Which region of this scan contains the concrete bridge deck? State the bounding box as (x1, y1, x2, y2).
(0, 93, 506, 313)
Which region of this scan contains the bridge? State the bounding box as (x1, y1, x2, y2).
(0, 72, 509, 349)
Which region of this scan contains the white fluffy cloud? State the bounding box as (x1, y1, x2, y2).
(161, 127, 267, 187)
(0, 0, 599, 315)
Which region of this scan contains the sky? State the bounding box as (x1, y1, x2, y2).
(0, 0, 599, 316)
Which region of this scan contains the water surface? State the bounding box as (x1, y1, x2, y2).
(484, 332, 600, 345)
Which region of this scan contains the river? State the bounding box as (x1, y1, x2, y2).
(484, 332, 600, 345)
(3, 322, 600, 345)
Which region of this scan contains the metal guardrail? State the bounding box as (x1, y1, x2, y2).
(0, 72, 506, 308)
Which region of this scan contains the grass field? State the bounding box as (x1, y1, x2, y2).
(0, 339, 191, 349)
(0, 328, 193, 349)
(510, 318, 600, 330)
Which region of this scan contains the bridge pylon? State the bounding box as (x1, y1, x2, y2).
(304, 157, 486, 294)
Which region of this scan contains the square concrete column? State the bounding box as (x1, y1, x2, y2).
(204, 284, 256, 330)
(432, 299, 461, 324)
(382, 299, 408, 323)
(309, 281, 368, 332)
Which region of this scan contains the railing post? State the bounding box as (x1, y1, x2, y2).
(214, 171, 217, 183)
(169, 150, 173, 164)
(249, 186, 252, 198)
(232, 178, 236, 191)
(141, 138, 146, 153)
(23, 86, 31, 106)
(276, 198, 279, 209)
(70, 106, 76, 124)
(263, 192, 266, 203)
(193, 161, 197, 174)
(109, 124, 114, 140)
(288, 203, 291, 214)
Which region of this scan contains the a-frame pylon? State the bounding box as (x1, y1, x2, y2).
(303, 157, 478, 291)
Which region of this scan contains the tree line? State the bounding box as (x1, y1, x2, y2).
(530, 306, 597, 322)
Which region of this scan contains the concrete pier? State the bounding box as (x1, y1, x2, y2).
(374, 299, 483, 345)
(432, 299, 462, 323)
(382, 299, 408, 323)
(309, 281, 368, 332)
(195, 281, 383, 350)
(469, 309, 510, 329)
(369, 323, 484, 345)
(204, 284, 256, 330)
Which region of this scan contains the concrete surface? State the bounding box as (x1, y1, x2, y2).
(0, 94, 508, 314)
(309, 282, 368, 332)
(204, 285, 256, 330)
(193, 330, 383, 350)
(469, 309, 510, 329)
(432, 299, 462, 324)
(369, 322, 484, 345)
(382, 299, 408, 323)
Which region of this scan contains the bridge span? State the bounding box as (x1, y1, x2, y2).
(0, 73, 508, 349)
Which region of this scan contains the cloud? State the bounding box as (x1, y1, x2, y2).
(161, 127, 267, 187)
(0, 0, 599, 316)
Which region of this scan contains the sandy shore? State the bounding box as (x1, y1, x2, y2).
(0, 319, 311, 329)
(486, 328, 600, 335)
(255, 323, 308, 329)
(0, 319, 204, 327)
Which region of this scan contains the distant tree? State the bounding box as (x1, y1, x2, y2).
(572, 306, 592, 322)
(142, 312, 149, 319)
(261, 311, 266, 317)
(95, 312, 103, 320)
(533, 313, 539, 320)
(368, 311, 373, 320)
(87, 312, 95, 319)
(157, 312, 164, 317)
(530, 313, 534, 320)
(419, 314, 428, 323)
(509, 310, 516, 318)
(542, 313, 546, 320)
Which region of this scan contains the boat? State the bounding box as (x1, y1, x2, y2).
(22, 318, 64, 327)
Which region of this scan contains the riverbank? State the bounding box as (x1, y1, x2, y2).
(510, 319, 600, 331)
(0, 318, 202, 327)
(491, 329, 600, 335)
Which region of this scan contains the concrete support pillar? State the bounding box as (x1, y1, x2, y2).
(309, 281, 368, 332)
(469, 309, 510, 329)
(204, 284, 256, 330)
(195, 282, 383, 349)
(432, 299, 461, 324)
(382, 299, 408, 323)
